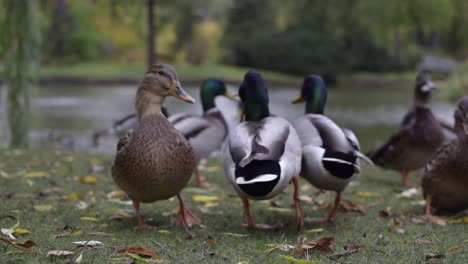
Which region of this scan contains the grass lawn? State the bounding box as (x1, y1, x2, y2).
(1, 148, 468, 263)
(39, 63, 301, 84)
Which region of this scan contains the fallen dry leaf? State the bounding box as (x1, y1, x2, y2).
(205, 237, 216, 248)
(88, 232, 114, 237)
(14, 228, 29, 235)
(67, 192, 84, 201)
(0, 238, 37, 248)
(0, 170, 10, 178)
(33, 204, 54, 212)
(425, 252, 445, 260)
(80, 216, 99, 222)
(192, 195, 219, 203)
(54, 230, 83, 238)
(117, 246, 158, 258)
(338, 199, 367, 214)
(79, 176, 97, 184)
(388, 218, 405, 234)
(328, 246, 362, 260)
(47, 250, 74, 257)
(106, 190, 127, 199)
(291, 236, 335, 258)
(73, 240, 103, 247)
(447, 245, 463, 253)
(449, 216, 468, 224)
(410, 216, 426, 225)
(305, 228, 324, 233)
(221, 232, 249, 237)
(353, 191, 380, 198)
(75, 252, 83, 263)
(415, 239, 433, 245)
(279, 254, 318, 263)
(24, 171, 48, 178)
(397, 188, 421, 199)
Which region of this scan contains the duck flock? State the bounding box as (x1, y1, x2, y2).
(101, 63, 468, 229)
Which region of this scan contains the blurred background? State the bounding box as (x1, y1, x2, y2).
(1, 0, 467, 152)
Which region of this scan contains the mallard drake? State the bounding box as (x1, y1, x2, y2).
(367, 72, 445, 186)
(92, 108, 169, 147)
(168, 78, 237, 187)
(292, 75, 372, 222)
(422, 96, 468, 221)
(223, 70, 303, 229)
(111, 64, 201, 229)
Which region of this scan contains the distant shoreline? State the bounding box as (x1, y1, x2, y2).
(0, 75, 413, 89)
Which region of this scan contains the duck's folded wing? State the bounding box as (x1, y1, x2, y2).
(229, 118, 290, 167)
(169, 113, 212, 140)
(116, 129, 134, 153)
(367, 127, 411, 164)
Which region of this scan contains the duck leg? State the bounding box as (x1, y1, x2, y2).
(306, 192, 341, 223)
(401, 170, 411, 187)
(242, 198, 273, 229)
(424, 195, 447, 223)
(176, 194, 202, 229)
(292, 177, 304, 230)
(194, 167, 209, 188)
(132, 200, 154, 229)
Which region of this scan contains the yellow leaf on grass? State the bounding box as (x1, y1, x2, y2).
(449, 216, 468, 224)
(24, 171, 48, 178)
(14, 228, 29, 235)
(33, 204, 54, 212)
(79, 176, 97, 184)
(158, 229, 170, 234)
(278, 255, 317, 263)
(192, 195, 219, 203)
(67, 192, 83, 201)
(0, 170, 10, 178)
(267, 207, 293, 213)
(106, 190, 127, 199)
(305, 228, 324, 233)
(353, 192, 380, 198)
(80, 217, 99, 222)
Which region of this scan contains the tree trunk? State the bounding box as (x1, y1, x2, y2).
(147, 0, 156, 66)
(393, 27, 401, 58)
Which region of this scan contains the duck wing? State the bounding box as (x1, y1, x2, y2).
(367, 127, 411, 166)
(168, 113, 212, 140)
(229, 117, 291, 167)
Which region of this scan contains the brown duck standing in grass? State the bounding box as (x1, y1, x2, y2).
(422, 96, 468, 222)
(367, 72, 445, 186)
(112, 64, 201, 229)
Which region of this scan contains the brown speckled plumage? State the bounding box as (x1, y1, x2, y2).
(112, 115, 195, 203)
(110, 64, 200, 229)
(422, 96, 468, 214)
(368, 72, 445, 183)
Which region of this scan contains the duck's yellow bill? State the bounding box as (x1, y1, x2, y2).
(224, 90, 239, 101)
(291, 95, 304, 104)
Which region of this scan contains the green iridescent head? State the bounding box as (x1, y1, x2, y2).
(200, 78, 237, 112)
(292, 75, 327, 114)
(238, 70, 270, 121)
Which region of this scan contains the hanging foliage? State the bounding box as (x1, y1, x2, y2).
(1, 0, 39, 147)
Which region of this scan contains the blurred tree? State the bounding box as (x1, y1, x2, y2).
(1, 0, 39, 147)
(43, 0, 102, 63)
(147, 0, 157, 65)
(223, 0, 278, 66)
(441, 0, 468, 57)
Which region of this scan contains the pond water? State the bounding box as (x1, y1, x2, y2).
(0, 83, 456, 154)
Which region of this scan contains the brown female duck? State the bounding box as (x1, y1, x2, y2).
(368, 72, 445, 186)
(422, 96, 468, 221)
(112, 64, 201, 229)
